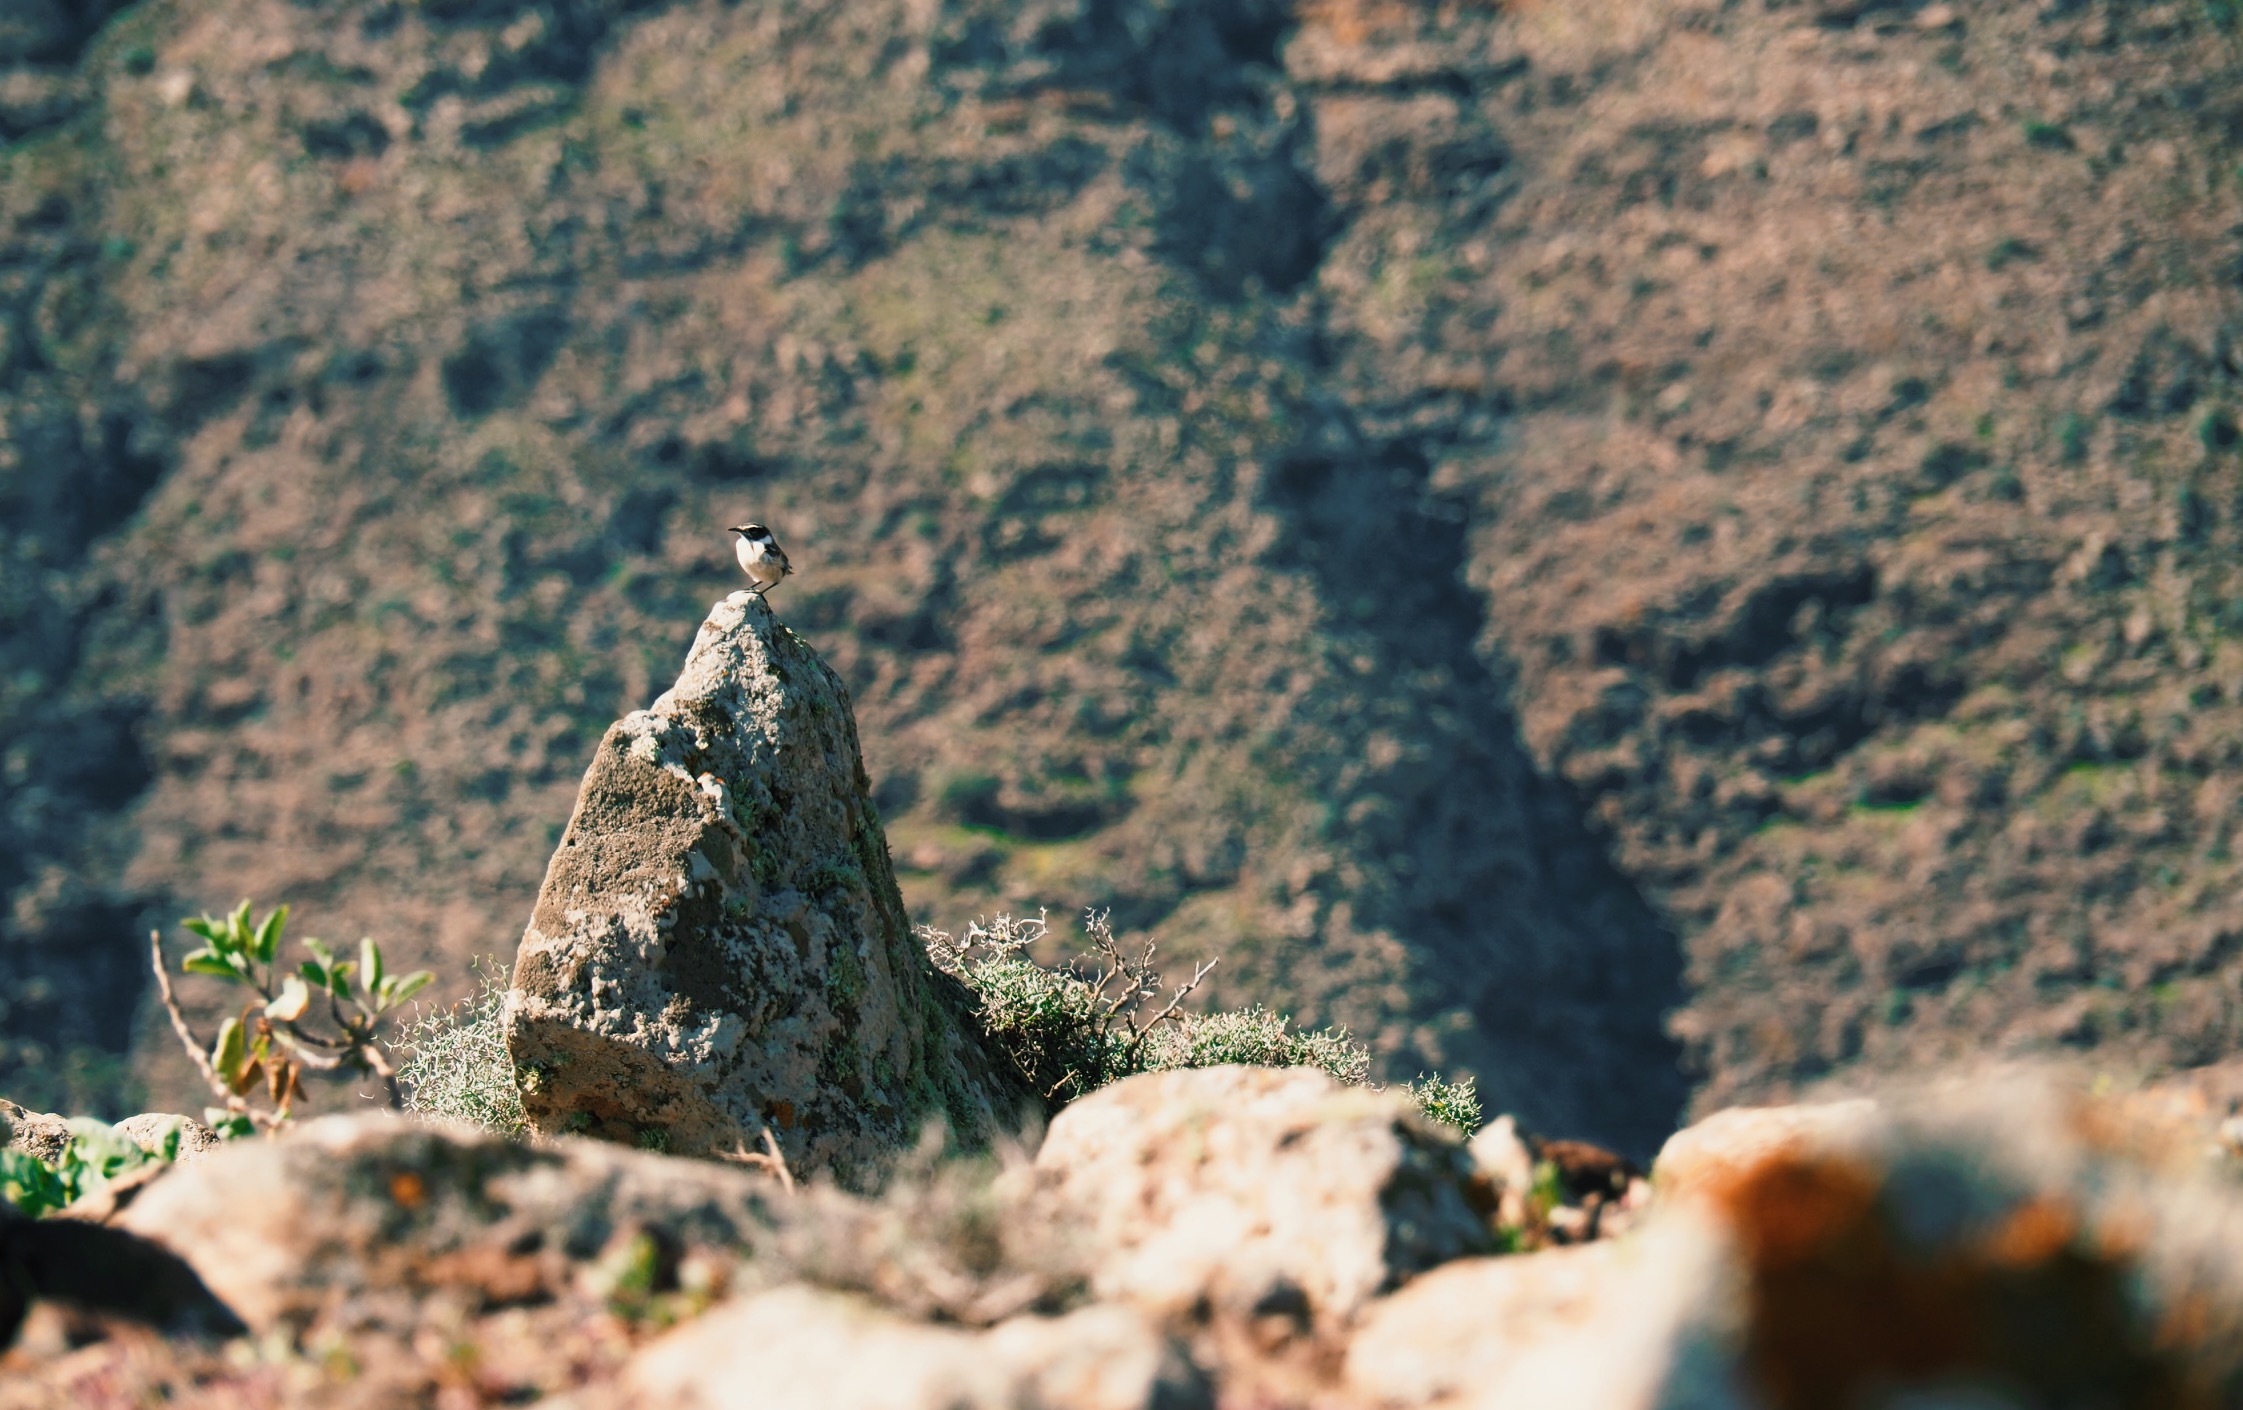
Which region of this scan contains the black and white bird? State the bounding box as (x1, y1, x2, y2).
(728, 522, 793, 597)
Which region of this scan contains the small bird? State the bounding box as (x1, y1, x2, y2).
(728, 522, 793, 597)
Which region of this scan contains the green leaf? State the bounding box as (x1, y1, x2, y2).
(203, 1108, 256, 1141)
(302, 936, 337, 967)
(64, 1118, 152, 1186)
(0, 1149, 69, 1217)
(360, 938, 385, 993)
(213, 1017, 247, 1087)
(181, 916, 223, 943)
(252, 905, 288, 965)
(226, 899, 255, 947)
(182, 951, 240, 979)
(267, 975, 311, 1022)
(327, 960, 357, 1001)
(299, 959, 330, 988)
(384, 971, 435, 1007)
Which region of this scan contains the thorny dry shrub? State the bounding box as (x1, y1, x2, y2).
(923, 910, 1480, 1134)
(395, 962, 527, 1139)
(921, 909, 1220, 1108)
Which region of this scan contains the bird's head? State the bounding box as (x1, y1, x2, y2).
(728, 523, 768, 539)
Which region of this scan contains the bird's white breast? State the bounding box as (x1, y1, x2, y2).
(736, 536, 782, 584)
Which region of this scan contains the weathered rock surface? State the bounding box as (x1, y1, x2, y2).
(0, 1099, 69, 1165)
(506, 591, 1028, 1178)
(114, 1111, 774, 1334)
(1029, 1065, 1494, 1322)
(616, 1288, 1207, 1410)
(16, 1071, 2243, 1408)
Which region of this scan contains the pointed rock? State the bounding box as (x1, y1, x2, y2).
(506, 592, 1026, 1181)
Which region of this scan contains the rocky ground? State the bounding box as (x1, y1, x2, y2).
(9, 1063, 2243, 1409)
(1, 0, 2240, 1153)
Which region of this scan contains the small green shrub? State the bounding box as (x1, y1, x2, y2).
(922, 909, 1217, 1106)
(923, 909, 1481, 1134)
(396, 963, 528, 1138)
(1141, 1006, 1371, 1086)
(2056, 412, 2092, 464)
(1403, 1075, 1483, 1137)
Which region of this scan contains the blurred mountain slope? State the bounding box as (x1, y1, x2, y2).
(0, 0, 2236, 1147)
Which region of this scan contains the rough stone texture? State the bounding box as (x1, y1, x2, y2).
(111, 1112, 218, 1161)
(1029, 1065, 1493, 1322)
(507, 591, 1028, 1177)
(615, 1288, 1208, 1410)
(114, 1111, 775, 1334)
(0, 1098, 69, 1166)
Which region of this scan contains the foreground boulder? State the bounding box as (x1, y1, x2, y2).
(618, 1289, 1207, 1410)
(1341, 1074, 2243, 1410)
(114, 1113, 774, 1336)
(18, 1069, 2243, 1407)
(507, 592, 1027, 1179)
(1029, 1065, 1496, 1324)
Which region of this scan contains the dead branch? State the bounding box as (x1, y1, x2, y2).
(722, 1125, 797, 1195)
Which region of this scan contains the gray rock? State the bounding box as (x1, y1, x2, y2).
(115, 1111, 776, 1333)
(506, 591, 1026, 1180)
(618, 1287, 1209, 1410)
(112, 1112, 221, 1162)
(1029, 1065, 1495, 1323)
(0, 1097, 69, 1165)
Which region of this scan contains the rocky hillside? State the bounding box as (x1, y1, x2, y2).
(1, 0, 2239, 1149)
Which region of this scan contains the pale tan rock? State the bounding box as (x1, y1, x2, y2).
(507, 591, 1026, 1180)
(115, 1112, 773, 1332)
(1457, 1215, 1749, 1410)
(617, 1286, 1207, 1410)
(1650, 1097, 1879, 1204)
(1465, 1114, 1538, 1234)
(1345, 1243, 1627, 1407)
(1030, 1065, 1493, 1322)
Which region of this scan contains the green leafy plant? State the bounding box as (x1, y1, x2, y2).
(153, 901, 433, 1127)
(0, 1117, 182, 1217)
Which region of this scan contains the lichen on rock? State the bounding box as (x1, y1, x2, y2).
(505, 591, 1027, 1181)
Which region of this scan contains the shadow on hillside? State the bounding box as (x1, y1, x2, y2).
(1260, 442, 1689, 1159)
